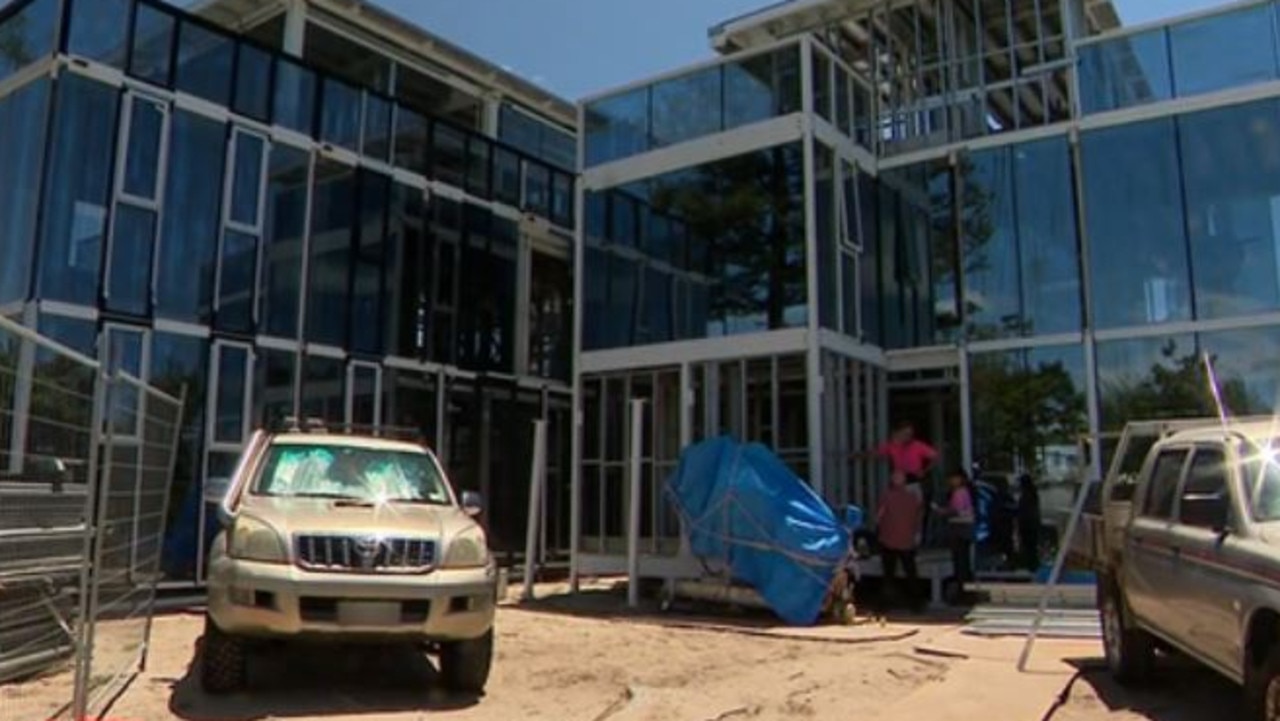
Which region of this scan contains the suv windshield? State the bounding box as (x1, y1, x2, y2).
(1240, 439, 1280, 522)
(252, 443, 451, 505)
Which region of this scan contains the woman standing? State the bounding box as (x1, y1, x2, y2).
(934, 468, 976, 601)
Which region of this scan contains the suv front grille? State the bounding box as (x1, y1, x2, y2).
(294, 534, 436, 573)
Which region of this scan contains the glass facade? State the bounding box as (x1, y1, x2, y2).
(584, 43, 801, 167)
(582, 142, 806, 350)
(0, 0, 578, 582)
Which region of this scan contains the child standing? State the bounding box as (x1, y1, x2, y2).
(934, 468, 976, 600)
(877, 471, 923, 612)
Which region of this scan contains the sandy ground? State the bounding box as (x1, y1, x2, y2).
(0, 585, 1239, 721)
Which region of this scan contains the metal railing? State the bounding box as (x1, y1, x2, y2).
(0, 315, 185, 721)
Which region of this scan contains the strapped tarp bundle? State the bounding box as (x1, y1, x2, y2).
(666, 436, 854, 626)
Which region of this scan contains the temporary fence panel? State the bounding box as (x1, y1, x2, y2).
(74, 372, 184, 719)
(0, 315, 186, 721)
(0, 315, 104, 721)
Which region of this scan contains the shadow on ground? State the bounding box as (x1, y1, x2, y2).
(166, 637, 479, 721)
(509, 580, 970, 632)
(1050, 655, 1238, 721)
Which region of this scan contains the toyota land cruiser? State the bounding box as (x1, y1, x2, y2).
(201, 421, 497, 695)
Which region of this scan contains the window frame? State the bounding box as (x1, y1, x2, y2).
(1139, 445, 1192, 520)
(1177, 443, 1234, 529)
(105, 90, 170, 315)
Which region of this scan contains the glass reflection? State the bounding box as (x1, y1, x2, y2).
(216, 230, 257, 333)
(230, 132, 265, 227)
(67, 0, 128, 68)
(970, 345, 1086, 478)
(38, 74, 118, 306)
(651, 66, 722, 148)
(129, 3, 175, 86)
(214, 345, 248, 444)
(157, 110, 223, 323)
(386, 182, 427, 358)
(261, 144, 309, 338)
(351, 170, 389, 355)
(582, 142, 806, 349)
(1095, 334, 1204, 430)
(1198, 327, 1280, 416)
(106, 205, 156, 316)
(301, 354, 345, 422)
(306, 159, 355, 346)
(1170, 4, 1278, 99)
(175, 19, 234, 106)
(274, 58, 316, 135)
(362, 93, 392, 162)
(961, 137, 1081, 339)
(1081, 118, 1191, 329)
(393, 107, 428, 175)
(151, 331, 207, 582)
(0, 78, 49, 306)
(320, 77, 361, 152)
(0, 0, 54, 83)
(1179, 99, 1280, 320)
(1077, 30, 1173, 115)
(253, 348, 296, 427)
(123, 98, 164, 201)
(233, 42, 272, 122)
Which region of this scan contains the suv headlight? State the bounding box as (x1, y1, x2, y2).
(442, 526, 490, 569)
(228, 515, 288, 564)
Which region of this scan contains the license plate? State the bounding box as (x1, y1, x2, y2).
(336, 600, 399, 626)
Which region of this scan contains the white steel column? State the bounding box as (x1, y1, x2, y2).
(626, 398, 645, 607)
(800, 37, 824, 494)
(569, 102, 588, 593)
(283, 0, 308, 57)
(959, 350, 973, 472)
(521, 419, 547, 601)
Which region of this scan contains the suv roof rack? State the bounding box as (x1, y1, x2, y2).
(271, 417, 429, 445)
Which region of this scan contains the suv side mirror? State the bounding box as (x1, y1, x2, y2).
(461, 490, 483, 517)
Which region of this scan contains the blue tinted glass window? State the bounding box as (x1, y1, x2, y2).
(1082, 118, 1191, 329)
(158, 111, 224, 323)
(306, 159, 354, 346)
(38, 75, 118, 306)
(386, 182, 427, 358)
(1095, 334, 1199, 430)
(1077, 30, 1173, 114)
(582, 246, 608, 351)
(0, 0, 55, 83)
(320, 78, 361, 151)
(129, 3, 175, 86)
(392, 106, 428, 174)
(301, 354, 344, 422)
(233, 42, 272, 122)
(529, 252, 570, 379)
(362, 93, 392, 161)
(641, 267, 672, 344)
(230, 132, 265, 227)
(499, 104, 540, 156)
(351, 170, 389, 355)
(176, 20, 234, 106)
(1170, 4, 1278, 99)
(493, 147, 521, 207)
(552, 172, 573, 228)
(106, 205, 156, 316)
(261, 145, 309, 338)
(1179, 99, 1280, 320)
(466, 137, 491, 198)
(254, 347, 296, 427)
(430, 123, 466, 187)
(812, 49, 831, 120)
(274, 59, 316, 135)
(584, 88, 648, 167)
(67, 0, 127, 67)
(0, 79, 50, 306)
(214, 345, 248, 444)
(1014, 137, 1082, 335)
(525, 163, 550, 217)
(217, 230, 256, 333)
(124, 98, 165, 201)
(970, 345, 1087, 472)
(651, 66, 722, 148)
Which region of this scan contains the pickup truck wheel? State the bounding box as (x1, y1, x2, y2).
(439, 630, 493, 694)
(1100, 582, 1153, 684)
(1245, 645, 1280, 721)
(200, 617, 247, 694)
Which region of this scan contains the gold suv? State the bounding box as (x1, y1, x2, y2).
(202, 422, 497, 695)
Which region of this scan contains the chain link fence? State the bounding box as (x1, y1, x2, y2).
(0, 316, 184, 721)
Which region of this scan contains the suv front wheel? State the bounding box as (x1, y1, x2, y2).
(439, 630, 493, 694)
(1246, 644, 1280, 721)
(1099, 579, 1154, 684)
(200, 617, 247, 694)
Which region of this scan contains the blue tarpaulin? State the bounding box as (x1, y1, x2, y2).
(666, 436, 853, 626)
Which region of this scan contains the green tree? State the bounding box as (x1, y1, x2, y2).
(971, 353, 1087, 473)
(1099, 341, 1260, 430)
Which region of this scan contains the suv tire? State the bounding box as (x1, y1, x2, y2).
(1245, 644, 1280, 721)
(200, 617, 247, 694)
(1099, 579, 1154, 684)
(439, 630, 493, 694)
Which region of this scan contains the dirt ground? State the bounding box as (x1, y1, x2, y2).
(0, 586, 1239, 721)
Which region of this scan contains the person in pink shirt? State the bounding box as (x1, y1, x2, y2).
(876, 471, 923, 612)
(854, 422, 939, 542)
(933, 468, 976, 597)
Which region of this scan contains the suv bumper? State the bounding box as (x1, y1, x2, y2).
(207, 555, 497, 642)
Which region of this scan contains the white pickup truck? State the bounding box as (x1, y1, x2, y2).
(1092, 417, 1280, 720)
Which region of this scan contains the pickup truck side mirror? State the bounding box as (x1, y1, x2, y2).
(461, 490, 483, 517)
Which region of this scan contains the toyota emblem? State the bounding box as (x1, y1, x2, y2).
(353, 535, 381, 568)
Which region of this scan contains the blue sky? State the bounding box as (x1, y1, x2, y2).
(372, 0, 1223, 101)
